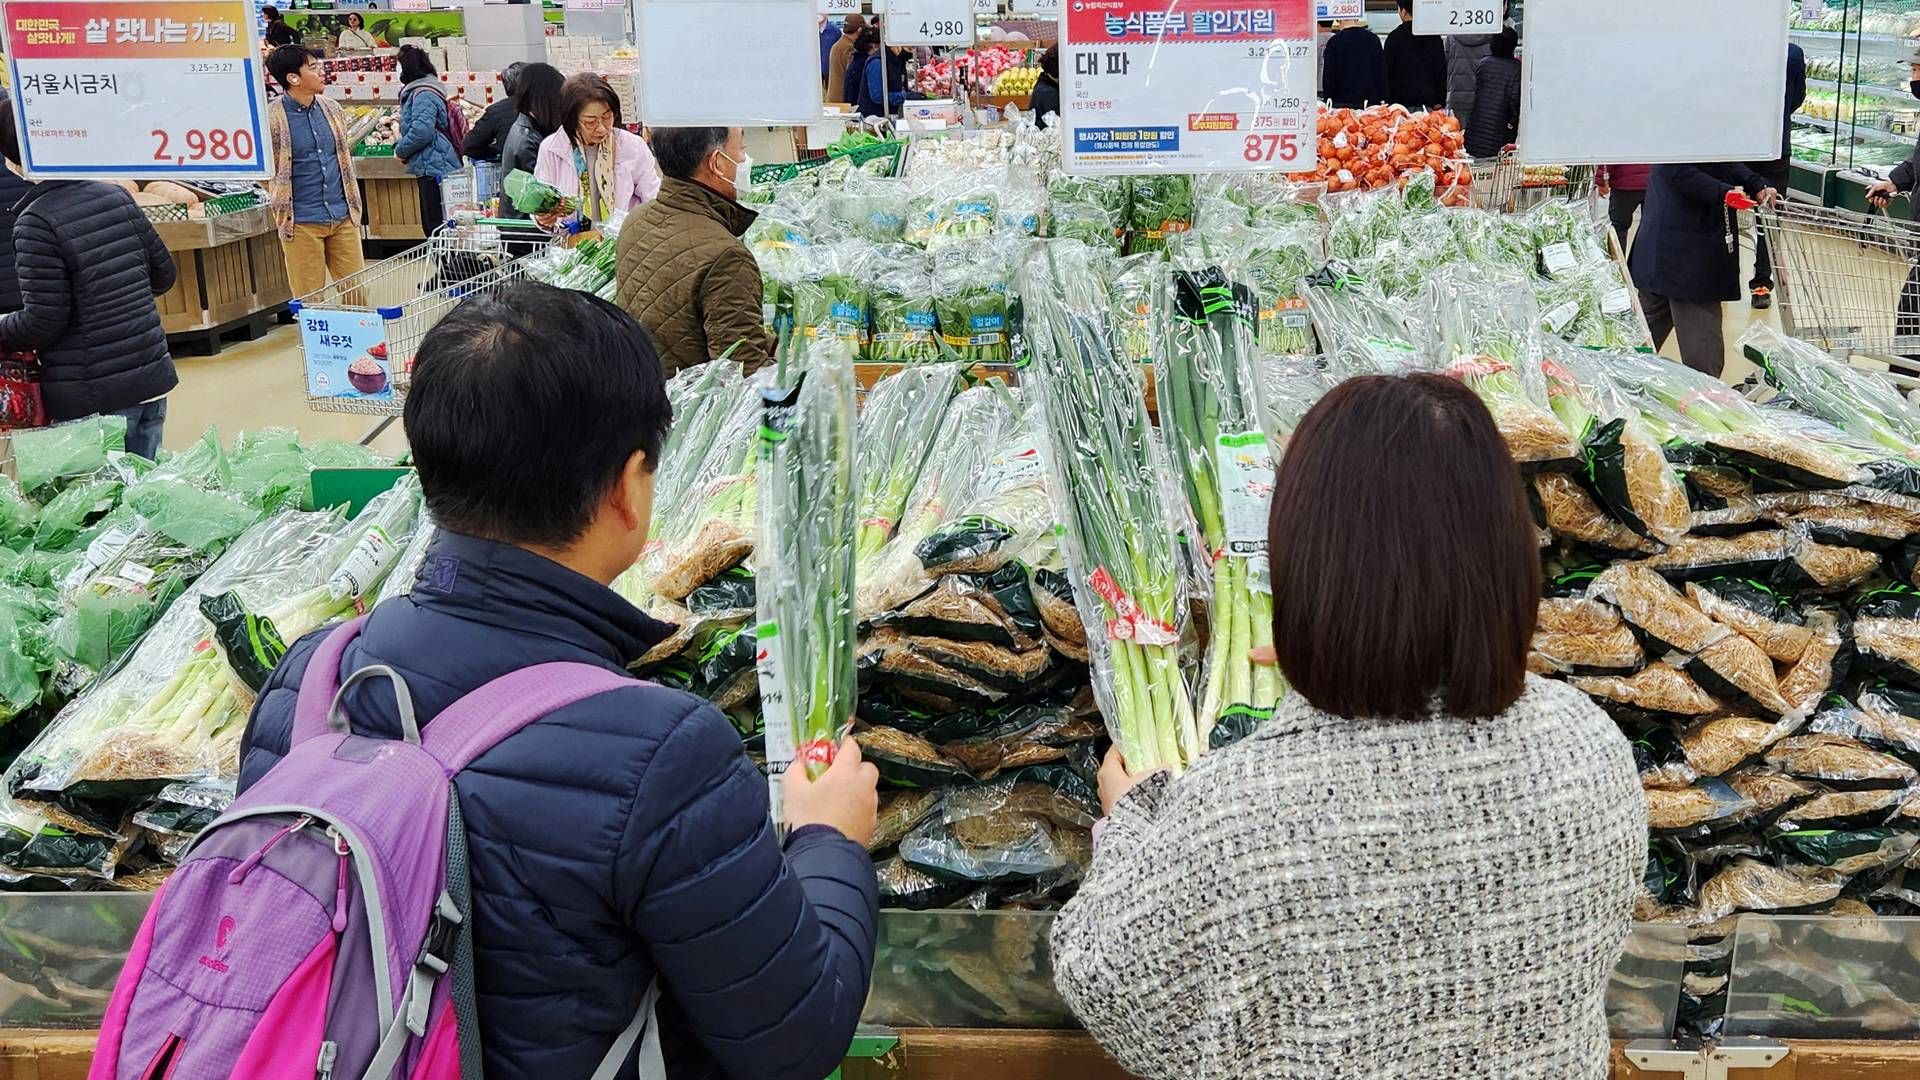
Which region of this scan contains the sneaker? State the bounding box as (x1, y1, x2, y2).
(1751, 286, 1773, 310)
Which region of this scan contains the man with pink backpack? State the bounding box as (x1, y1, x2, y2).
(88, 283, 881, 1080)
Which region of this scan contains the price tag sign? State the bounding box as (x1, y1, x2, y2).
(818, 0, 860, 14)
(1028, 0, 1061, 15)
(299, 308, 394, 402)
(1062, 0, 1316, 175)
(890, 0, 973, 45)
(4, 0, 268, 180)
(974, 0, 999, 14)
(1413, 0, 1501, 35)
(1314, 0, 1363, 17)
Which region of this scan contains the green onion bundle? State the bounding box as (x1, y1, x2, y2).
(1020, 239, 1199, 773)
(757, 338, 859, 781)
(1106, 253, 1164, 365)
(1158, 240, 1283, 746)
(934, 242, 1012, 364)
(853, 365, 961, 565)
(1742, 321, 1920, 457)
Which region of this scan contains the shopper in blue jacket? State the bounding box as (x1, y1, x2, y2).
(239, 282, 881, 1080)
(394, 45, 463, 229)
(860, 43, 912, 118)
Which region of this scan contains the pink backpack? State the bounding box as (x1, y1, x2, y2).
(88, 618, 663, 1080)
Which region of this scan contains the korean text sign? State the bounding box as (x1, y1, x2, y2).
(301, 309, 394, 402)
(1061, 0, 1316, 175)
(3, 0, 267, 180)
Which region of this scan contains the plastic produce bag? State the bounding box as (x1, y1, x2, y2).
(853, 365, 960, 567)
(791, 242, 873, 358)
(1126, 175, 1193, 255)
(1538, 345, 1692, 545)
(1429, 265, 1576, 464)
(503, 169, 568, 216)
(1021, 239, 1198, 774)
(5, 509, 357, 800)
(46, 524, 215, 685)
(867, 248, 941, 362)
(914, 394, 1053, 578)
(374, 517, 436, 607)
(756, 338, 858, 783)
(1239, 223, 1321, 357)
(1742, 322, 1920, 457)
(1105, 252, 1163, 366)
(933, 241, 1012, 364)
(1851, 585, 1920, 684)
(10, 416, 126, 495)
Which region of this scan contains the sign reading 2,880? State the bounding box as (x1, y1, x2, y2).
(1062, 0, 1316, 176)
(4, 0, 268, 180)
(888, 0, 974, 46)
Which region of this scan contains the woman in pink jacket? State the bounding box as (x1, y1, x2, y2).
(533, 73, 660, 230)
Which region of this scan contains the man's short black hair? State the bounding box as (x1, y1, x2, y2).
(1397, 0, 1413, 10)
(404, 283, 672, 548)
(268, 44, 317, 89)
(650, 127, 729, 180)
(1491, 26, 1519, 58)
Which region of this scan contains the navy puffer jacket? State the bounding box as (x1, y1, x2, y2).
(239, 532, 878, 1080)
(0, 180, 177, 420)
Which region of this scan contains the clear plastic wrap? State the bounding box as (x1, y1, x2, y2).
(933, 240, 1013, 364)
(756, 338, 858, 782)
(1301, 265, 1426, 379)
(1680, 716, 1793, 778)
(1780, 609, 1850, 714)
(1571, 663, 1720, 717)
(925, 174, 1002, 252)
(1238, 223, 1322, 358)
(1538, 342, 1691, 545)
(5, 509, 356, 798)
(867, 248, 941, 363)
(45, 525, 215, 686)
(1020, 240, 1198, 774)
(1763, 734, 1919, 788)
(9, 416, 127, 495)
(1258, 359, 1331, 447)
(826, 172, 911, 246)
(373, 516, 435, 608)
(1851, 585, 1920, 685)
(1125, 175, 1194, 256)
(1156, 238, 1282, 741)
(1105, 252, 1164, 366)
(858, 385, 1015, 620)
(1740, 322, 1920, 458)
(791, 241, 874, 359)
(1645, 778, 1753, 832)
(1590, 562, 1728, 656)
(912, 393, 1053, 579)
(648, 383, 764, 602)
(1685, 579, 1813, 664)
(1428, 265, 1578, 464)
(1533, 473, 1651, 551)
(898, 773, 1095, 888)
(853, 365, 961, 566)
(1697, 858, 1849, 922)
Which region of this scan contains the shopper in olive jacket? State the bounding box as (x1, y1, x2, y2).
(614, 127, 773, 375)
(0, 110, 175, 455)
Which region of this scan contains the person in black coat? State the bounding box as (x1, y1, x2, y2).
(1031, 44, 1061, 128)
(462, 61, 525, 165)
(1321, 20, 1386, 109)
(0, 97, 30, 314)
(0, 110, 175, 455)
(1384, 0, 1448, 110)
(1463, 27, 1521, 159)
(1749, 42, 1806, 307)
(262, 5, 299, 47)
(1628, 161, 1778, 378)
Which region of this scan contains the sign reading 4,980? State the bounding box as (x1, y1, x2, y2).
(3, 0, 268, 181)
(888, 0, 975, 47)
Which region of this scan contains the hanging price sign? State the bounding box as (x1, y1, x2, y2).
(4, 0, 268, 180)
(1413, 0, 1500, 35)
(890, 0, 973, 45)
(974, 0, 999, 14)
(1028, 0, 1061, 15)
(819, 0, 861, 13)
(1314, 0, 1363, 17)
(1062, 0, 1315, 176)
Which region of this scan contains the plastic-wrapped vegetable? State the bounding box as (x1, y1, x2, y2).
(1021, 239, 1199, 773)
(1742, 322, 1920, 457)
(757, 338, 858, 782)
(1046, 173, 1127, 252)
(934, 241, 1012, 364)
(1105, 252, 1164, 366)
(45, 525, 213, 687)
(10, 415, 127, 495)
(1539, 341, 1691, 545)
(5, 509, 357, 798)
(1126, 175, 1193, 255)
(1156, 240, 1283, 743)
(1240, 223, 1322, 357)
(1302, 264, 1425, 378)
(867, 248, 941, 362)
(1428, 265, 1578, 464)
(854, 365, 960, 564)
(859, 386, 1017, 619)
(791, 242, 873, 359)
(914, 392, 1054, 579)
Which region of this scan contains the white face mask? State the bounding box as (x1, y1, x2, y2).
(718, 149, 753, 197)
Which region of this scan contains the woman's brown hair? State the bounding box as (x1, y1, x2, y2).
(1267, 374, 1539, 721)
(560, 73, 621, 145)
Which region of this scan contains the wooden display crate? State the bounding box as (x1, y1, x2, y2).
(355, 156, 427, 242)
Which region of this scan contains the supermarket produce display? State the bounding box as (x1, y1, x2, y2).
(1789, 2, 1920, 172)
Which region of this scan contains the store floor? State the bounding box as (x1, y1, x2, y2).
(160, 230, 1781, 455)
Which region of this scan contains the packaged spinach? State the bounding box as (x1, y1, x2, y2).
(933, 241, 1011, 364)
(868, 247, 940, 362)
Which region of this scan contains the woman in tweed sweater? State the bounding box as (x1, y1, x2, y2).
(1053, 375, 1647, 1079)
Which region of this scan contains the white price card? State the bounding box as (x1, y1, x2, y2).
(889, 0, 974, 45)
(1414, 0, 1501, 35)
(975, 0, 1000, 14)
(1314, 0, 1363, 18)
(638, 0, 822, 126)
(819, 0, 861, 13)
(1029, 0, 1061, 14)
(4, 0, 268, 181)
(1062, 0, 1316, 176)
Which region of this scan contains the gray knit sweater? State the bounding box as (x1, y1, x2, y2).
(1052, 675, 1647, 1079)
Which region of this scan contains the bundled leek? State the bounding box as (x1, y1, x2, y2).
(1157, 240, 1284, 747)
(757, 338, 859, 781)
(853, 365, 961, 565)
(1741, 321, 1920, 457)
(1020, 239, 1199, 773)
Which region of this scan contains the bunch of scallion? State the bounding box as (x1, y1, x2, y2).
(853, 365, 960, 566)
(1020, 239, 1199, 773)
(756, 337, 858, 781)
(1158, 239, 1283, 746)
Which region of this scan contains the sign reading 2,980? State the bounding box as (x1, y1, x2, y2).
(3, 0, 267, 180)
(1062, 0, 1315, 176)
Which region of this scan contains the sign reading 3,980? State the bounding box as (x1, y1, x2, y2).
(1062, 0, 1316, 176)
(3, 0, 267, 180)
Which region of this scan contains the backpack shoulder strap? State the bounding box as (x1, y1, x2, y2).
(290, 617, 368, 746)
(420, 662, 637, 775)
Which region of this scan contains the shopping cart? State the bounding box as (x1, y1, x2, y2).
(290, 219, 553, 439)
(1754, 198, 1920, 385)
